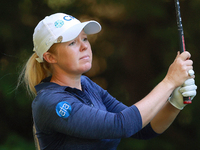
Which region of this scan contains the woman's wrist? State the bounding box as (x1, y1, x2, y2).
(162, 77, 176, 92)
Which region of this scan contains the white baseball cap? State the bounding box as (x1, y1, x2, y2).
(33, 13, 101, 63)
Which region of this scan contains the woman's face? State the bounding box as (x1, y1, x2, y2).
(51, 30, 92, 76)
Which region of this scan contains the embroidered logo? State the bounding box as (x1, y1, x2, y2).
(56, 102, 72, 118)
(63, 15, 75, 21)
(54, 20, 64, 28)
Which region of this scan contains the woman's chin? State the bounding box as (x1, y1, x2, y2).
(79, 64, 92, 74)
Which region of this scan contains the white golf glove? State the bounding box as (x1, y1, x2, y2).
(168, 78, 197, 110)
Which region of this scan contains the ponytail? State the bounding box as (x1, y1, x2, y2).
(18, 52, 52, 96)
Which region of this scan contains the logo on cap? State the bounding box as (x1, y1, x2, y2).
(63, 15, 75, 21)
(54, 20, 64, 28)
(56, 102, 72, 118)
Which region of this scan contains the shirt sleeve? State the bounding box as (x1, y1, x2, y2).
(99, 90, 159, 140)
(131, 123, 160, 140)
(83, 77, 160, 140)
(32, 91, 142, 140)
(101, 89, 128, 113)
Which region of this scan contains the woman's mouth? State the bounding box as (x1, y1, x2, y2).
(80, 55, 90, 60)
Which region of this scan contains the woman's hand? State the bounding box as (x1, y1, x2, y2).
(169, 78, 197, 110)
(163, 51, 193, 89)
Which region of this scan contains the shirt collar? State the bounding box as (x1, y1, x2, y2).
(35, 76, 60, 93)
(34, 76, 87, 94)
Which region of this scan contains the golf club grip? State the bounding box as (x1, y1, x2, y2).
(175, 0, 192, 104)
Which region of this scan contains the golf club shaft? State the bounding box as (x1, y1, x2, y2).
(174, 0, 192, 104)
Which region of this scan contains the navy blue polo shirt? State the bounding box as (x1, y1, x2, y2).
(32, 75, 158, 150)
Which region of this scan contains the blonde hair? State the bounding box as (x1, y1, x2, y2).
(18, 52, 53, 96)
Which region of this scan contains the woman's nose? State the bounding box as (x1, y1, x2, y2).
(80, 41, 88, 52)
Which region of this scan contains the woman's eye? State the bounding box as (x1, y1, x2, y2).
(83, 38, 88, 42)
(69, 41, 75, 46)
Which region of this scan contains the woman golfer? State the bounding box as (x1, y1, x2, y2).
(20, 13, 197, 150)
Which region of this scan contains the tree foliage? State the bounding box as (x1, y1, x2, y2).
(0, 0, 200, 149)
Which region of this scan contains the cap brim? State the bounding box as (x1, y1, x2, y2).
(61, 21, 101, 43)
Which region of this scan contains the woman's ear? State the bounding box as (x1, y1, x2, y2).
(43, 52, 57, 64)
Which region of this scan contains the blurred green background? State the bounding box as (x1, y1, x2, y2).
(0, 0, 200, 149)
